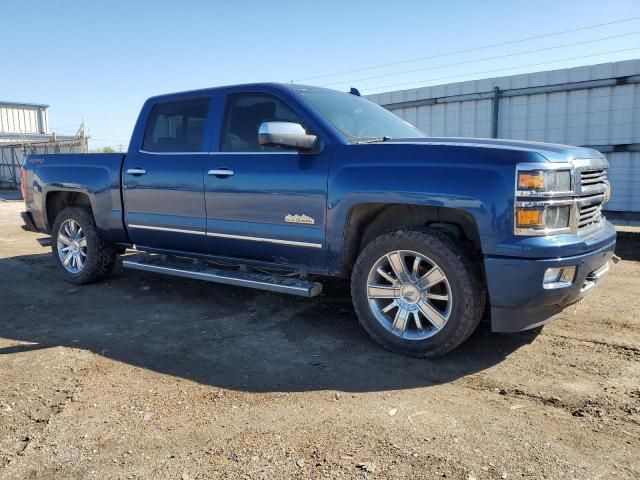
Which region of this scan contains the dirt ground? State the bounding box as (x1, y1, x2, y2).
(0, 195, 639, 480)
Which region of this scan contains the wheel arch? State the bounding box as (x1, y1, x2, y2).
(342, 203, 482, 275)
(45, 190, 93, 231)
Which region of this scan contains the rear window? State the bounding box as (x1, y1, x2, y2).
(142, 98, 210, 152)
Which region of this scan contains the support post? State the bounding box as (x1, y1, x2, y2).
(491, 86, 500, 139)
(10, 148, 17, 189)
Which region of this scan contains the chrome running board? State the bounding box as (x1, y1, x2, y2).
(122, 253, 322, 297)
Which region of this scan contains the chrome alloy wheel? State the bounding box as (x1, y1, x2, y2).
(57, 219, 87, 274)
(366, 250, 452, 340)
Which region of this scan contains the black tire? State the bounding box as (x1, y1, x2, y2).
(351, 229, 485, 358)
(51, 206, 117, 284)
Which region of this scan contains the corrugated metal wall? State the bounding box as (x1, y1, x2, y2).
(0, 103, 48, 135)
(368, 59, 640, 213)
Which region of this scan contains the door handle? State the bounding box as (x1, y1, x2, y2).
(208, 168, 234, 177)
(126, 168, 147, 176)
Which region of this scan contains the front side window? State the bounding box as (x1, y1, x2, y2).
(221, 93, 302, 152)
(142, 98, 210, 152)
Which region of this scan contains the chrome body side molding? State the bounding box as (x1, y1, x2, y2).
(127, 224, 322, 248)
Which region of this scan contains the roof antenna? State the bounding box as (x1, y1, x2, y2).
(349, 87, 361, 96)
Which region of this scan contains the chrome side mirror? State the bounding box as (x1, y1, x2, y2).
(258, 122, 317, 150)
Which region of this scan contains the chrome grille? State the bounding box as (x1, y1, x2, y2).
(580, 169, 607, 188)
(578, 201, 603, 229)
(576, 167, 608, 231)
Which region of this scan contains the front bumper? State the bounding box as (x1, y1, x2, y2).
(485, 239, 616, 332)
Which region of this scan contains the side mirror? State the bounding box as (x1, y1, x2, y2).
(258, 122, 317, 150)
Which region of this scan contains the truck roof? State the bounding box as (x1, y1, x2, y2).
(146, 82, 329, 103)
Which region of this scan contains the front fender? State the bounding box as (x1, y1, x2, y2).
(326, 159, 515, 274)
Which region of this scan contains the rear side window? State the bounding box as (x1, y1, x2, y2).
(142, 98, 210, 152)
(221, 93, 302, 152)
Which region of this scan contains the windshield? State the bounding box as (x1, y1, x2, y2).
(297, 88, 425, 143)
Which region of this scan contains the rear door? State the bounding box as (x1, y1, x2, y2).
(204, 91, 330, 268)
(123, 97, 211, 253)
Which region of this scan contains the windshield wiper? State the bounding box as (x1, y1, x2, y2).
(356, 136, 391, 144)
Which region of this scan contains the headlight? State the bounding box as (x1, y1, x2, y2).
(517, 169, 571, 194)
(514, 164, 576, 236)
(515, 204, 571, 231)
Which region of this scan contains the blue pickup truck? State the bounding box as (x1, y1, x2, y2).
(20, 83, 616, 357)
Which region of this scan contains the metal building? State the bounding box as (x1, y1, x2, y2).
(0, 101, 87, 188)
(368, 59, 640, 215)
(0, 101, 50, 141)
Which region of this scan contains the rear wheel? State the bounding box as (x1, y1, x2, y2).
(51, 206, 117, 284)
(351, 229, 485, 357)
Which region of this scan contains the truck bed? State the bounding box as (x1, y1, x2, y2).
(22, 152, 127, 243)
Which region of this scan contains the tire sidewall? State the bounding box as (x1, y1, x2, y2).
(51, 207, 101, 284)
(351, 230, 481, 356)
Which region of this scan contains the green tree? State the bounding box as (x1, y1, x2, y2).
(102, 146, 116, 153)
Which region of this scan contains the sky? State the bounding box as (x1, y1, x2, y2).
(2, 0, 640, 150)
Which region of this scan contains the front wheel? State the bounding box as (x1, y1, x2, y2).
(351, 229, 485, 357)
(51, 206, 117, 284)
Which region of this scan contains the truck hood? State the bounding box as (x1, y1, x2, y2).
(387, 137, 605, 163)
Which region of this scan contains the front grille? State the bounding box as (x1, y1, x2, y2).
(581, 169, 607, 188)
(577, 167, 608, 231)
(578, 202, 603, 229)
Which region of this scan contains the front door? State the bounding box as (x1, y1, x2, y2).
(204, 92, 329, 269)
(123, 97, 211, 253)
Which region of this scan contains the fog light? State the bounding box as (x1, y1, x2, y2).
(543, 266, 576, 289)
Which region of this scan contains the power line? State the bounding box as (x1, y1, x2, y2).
(89, 137, 130, 143)
(294, 16, 640, 82)
(321, 31, 640, 87)
(361, 47, 640, 93)
(49, 124, 85, 131)
(51, 110, 132, 121)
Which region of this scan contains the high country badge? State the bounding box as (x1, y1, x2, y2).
(285, 214, 315, 225)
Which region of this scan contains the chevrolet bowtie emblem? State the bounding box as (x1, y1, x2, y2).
(285, 214, 315, 225)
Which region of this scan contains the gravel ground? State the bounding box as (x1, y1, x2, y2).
(0, 197, 638, 479)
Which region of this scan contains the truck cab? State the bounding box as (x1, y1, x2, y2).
(122, 85, 334, 269)
(20, 83, 616, 357)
